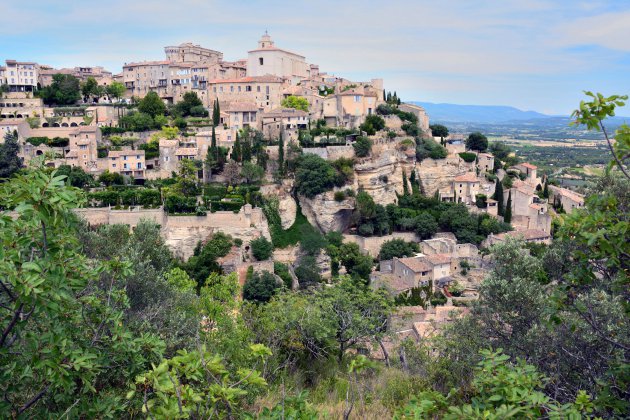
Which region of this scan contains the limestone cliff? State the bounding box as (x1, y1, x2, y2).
(353, 147, 415, 205)
(416, 156, 475, 196)
(261, 183, 296, 229)
(299, 191, 355, 233)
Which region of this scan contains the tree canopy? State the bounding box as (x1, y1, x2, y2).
(39, 73, 81, 105)
(281, 95, 309, 112)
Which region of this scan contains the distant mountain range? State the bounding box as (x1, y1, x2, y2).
(411, 101, 630, 128)
(410, 102, 553, 123)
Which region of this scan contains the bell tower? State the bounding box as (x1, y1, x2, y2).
(258, 30, 274, 49)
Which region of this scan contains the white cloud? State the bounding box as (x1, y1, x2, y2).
(555, 11, 630, 52)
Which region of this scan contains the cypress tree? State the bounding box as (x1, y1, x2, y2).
(278, 131, 285, 176)
(543, 180, 549, 198)
(231, 131, 241, 162)
(212, 99, 221, 127)
(242, 136, 252, 162)
(493, 179, 504, 216)
(409, 170, 418, 194)
(402, 169, 409, 196)
(504, 190, 512, 223)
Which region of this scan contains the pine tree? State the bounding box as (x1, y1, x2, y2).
(402, 169, 409, 196)
(278, 131, 285, 176)
(504, 190, 512, 223)
(493, 179, 504, 216)
(231, 131, 241, 162)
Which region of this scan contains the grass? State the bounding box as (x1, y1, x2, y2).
(270, 205, 317, 248)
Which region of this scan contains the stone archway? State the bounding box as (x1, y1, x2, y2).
(70, 122, 78, 127)
(61, 123, 69, 127)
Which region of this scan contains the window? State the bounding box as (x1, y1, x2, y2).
(123, 156, 128, 160)
(123, 163, 128, 169)
(80, 145, 87, 150)
(136, 155, 140, 159)
(259, 57, 264, 65)
(246, 86, 252, 92)
(112, 163, 116, 168)
(238, 86, 241, 92)
(354, 95, 361, 102)
(257, 86, 261, 92)
(165, 156, 169, 162)
(230, 86, 234, 92)
(137, 162, 142, 169)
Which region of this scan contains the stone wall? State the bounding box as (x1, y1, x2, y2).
(73, 205, 270, 260)
(416, 156, 474, 196)
(302, 145, 355, 161)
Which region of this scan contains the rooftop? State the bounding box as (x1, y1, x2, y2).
(108, 149, 145, 158)
(494, 229, 550, 241)
(397, 257, 432, 273)
(424, 253, 452, 266)
(454, 172, 479, 183)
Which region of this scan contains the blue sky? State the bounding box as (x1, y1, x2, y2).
(2, 0, 629, 115)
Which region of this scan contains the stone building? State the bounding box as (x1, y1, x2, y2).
(65, 126, 101, 171)
(260, 108, 309, 141)
(108, 149, 145, 179)
(1, 60, 38, 92)
(246, 32, 309, 83)
(548, 185, 585, 213)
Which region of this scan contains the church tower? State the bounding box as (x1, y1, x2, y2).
(258, 31, 274, 49)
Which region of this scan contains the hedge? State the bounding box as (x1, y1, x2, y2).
(459, 152, 477, 163)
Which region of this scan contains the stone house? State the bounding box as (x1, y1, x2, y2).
(485, 229, 552, 246)
(108, 149, 145, 179)
(66, 126, 101, 172)
(549, 185, 585, 213)
(260, 108, 309, 141)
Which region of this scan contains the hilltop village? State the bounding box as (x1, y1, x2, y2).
(1, 33, 586, 344)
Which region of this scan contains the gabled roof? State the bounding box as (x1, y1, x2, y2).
(108, 149, 145, 158)
(454, 172, 479, 183)
(175, 147, 198, 156)
(424, 253, 452, 266)
(494, 229, 550, 241)
(261, 107, 308, 118)
(397, 257, 431, 273)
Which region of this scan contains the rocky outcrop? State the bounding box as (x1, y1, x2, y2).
(261, 183, 297, 229)
(299, 191, 355, 233)
(354, 148, 415, 205)
(416, 156, 474, 196)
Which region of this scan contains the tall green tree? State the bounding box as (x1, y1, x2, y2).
(81, 76, 99, 101)
(0, 131, 22, 179)
(231, 131, 242, 162)
(466, 132, 489, 152)
(430, 124, 449, 142)
(137, 91, 166, 118)
(504, 190, 512, 223)
(212, 99, 221, 127)
(493, 178, 504, 216)
(105, 81, 126, 102)
(402, 169, 409, 196)
(39, 73, 81, 105)
(0, 167, 164, 417)
(277, 131, 285, 176)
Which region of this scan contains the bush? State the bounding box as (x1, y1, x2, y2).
(459, 152, 477, 163)
(274, 262, 293, 289)
(250, 236, 274, 261)
(353, 136, 372, 157)
(26, 137, 49, 146)
(295, 256, 321, 288)
(359, 115, 385, 135)
(334, 190, 346, 202)
(243, 270, 281, 303)
(379, 239, 420, 261)
(416, 138, 447, 161)
(401, 122, 419, 137)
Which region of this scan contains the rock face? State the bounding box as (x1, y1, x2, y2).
(354, 147, 415, 205)
(416, 156, 474, 196)
(299, 191, 355, 233)
(261, 183, 296, 229)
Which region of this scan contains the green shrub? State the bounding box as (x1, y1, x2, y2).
(334, 191, 346, 202)
(250, 236, 274, 261)
(459, 152, 477, 163)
